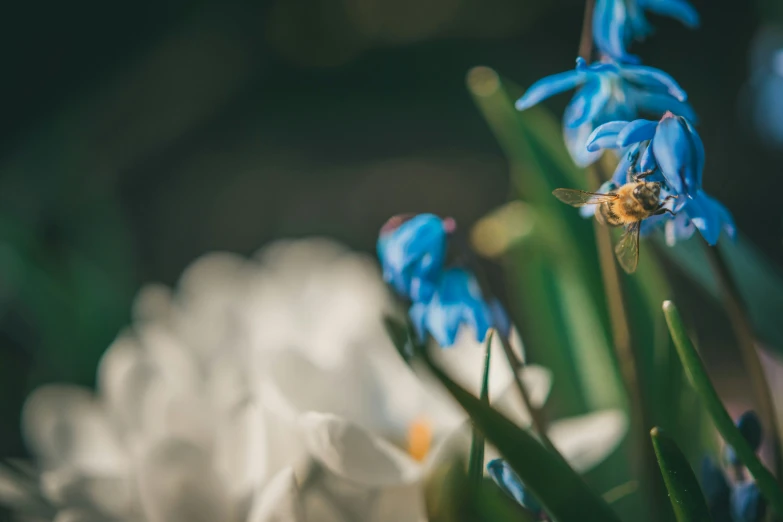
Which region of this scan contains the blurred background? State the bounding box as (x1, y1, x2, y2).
(1, 0, 782, 461)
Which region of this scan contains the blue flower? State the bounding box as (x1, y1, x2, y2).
(724, 410, 763, 467)
(585, 113, 735, 245)
(408, 268, 500, 348)
(377, 214, 453, 301)
(731, 481, 766, 522)
(701, 457, 732, 522)
(593, 0, 700, 63)
(487, 459, 543, 517)
(516, 58, 694, 167)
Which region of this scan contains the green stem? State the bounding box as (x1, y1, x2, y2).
(663, 299, 783, 517)
(587, 165, 664, 519)
(468, 329, 494, 488)
(451, 227, 562, 457)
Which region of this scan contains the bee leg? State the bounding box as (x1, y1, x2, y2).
(653, 207, 676, 217)
(662, 194, 678, 202)
(632, 169, 657, 181)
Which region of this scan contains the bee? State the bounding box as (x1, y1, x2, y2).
(552, 171, 677, 273)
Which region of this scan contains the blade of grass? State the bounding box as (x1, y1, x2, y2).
(662, 300, 783, 516)
(468, 329, 494, 488)
(650, 427, 713, 522)
(420, 351, 623, 522)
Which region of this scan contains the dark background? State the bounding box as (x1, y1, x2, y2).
(0, 0, 781, 457)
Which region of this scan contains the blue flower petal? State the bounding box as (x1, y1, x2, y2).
(737, 411, 763, 452)
(613, 147, 637, 184)
(412, 268, 495, 348)
(651, 115, 700, 195)
(627, 0, 654, 39)
(701, 457, 731, 519)
(564, 78, 613, 128)
(620, 65, 688, 101)
(638, 141, 657, 173)
(377, 214, 448, 301)
(564, 120, 604, 167)
(586, 121, 631, 151)
(487, 459, 543, 514)
(731, 482, 766, 522)
(627, 88, 697, 122)
(515, 70, 587, 111)
(685, 191, 734, 246)
(408, 302, 428, 342)
(640, 0, 700, 29)
(593, 0, 637, 62)
(617, 119, 658, 146)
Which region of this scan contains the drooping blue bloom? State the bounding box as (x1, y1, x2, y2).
(408, 268, 500, 348)
(593, 0, 700, 63)
(725, 410, 763, 467)
(701, 457, 732, 522)
(487, 459, 544, 517)
(377, 214, 453, 301)
(515, 57, 694, 166)
(585, 113, 735, 245)
(731, 481, 766, 522)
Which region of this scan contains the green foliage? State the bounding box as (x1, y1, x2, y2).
(468, 330, 493, 488)
(663, 300, 783, 517)
(650, 427, 713, 522)
(422, 349, 623, 522)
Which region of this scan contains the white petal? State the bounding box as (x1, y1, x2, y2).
(22, 385, 126, 474)
(138, 439, 232, 522)
(0, 463, 39, 510)
(132, 283, 173, 325)
(373, 484, 428, 522)
(247, 468, 305, 522)
(298, 463, 378, 522)
(257, 388, 308, 479)
(214, 401, 267, 500)
(246, 239, 391, 370)
(298, 413, 420, 487)
(490, 365, 554, 428)
(40, 469, 134, 518)
(52, 508, 109, 522)
(548, 409, 628, 473)
(173, 252, 251, 361)
(96, 333, 150, 433)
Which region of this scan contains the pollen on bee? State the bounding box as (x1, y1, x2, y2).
(406, 417, 433, 462)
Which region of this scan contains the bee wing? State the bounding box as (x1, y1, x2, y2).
(552, 188, 618, 208)
(615, 221, 641, 274)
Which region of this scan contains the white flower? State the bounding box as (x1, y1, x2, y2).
(4, 238, 629, 522)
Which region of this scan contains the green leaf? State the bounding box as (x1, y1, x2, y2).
(662, 300, 783, 516)
(422, 352, 623, 522)
(467, 65, 622, 412)
(425, 458, 535, 522)
(383, 315, 416, 364)
(468, 329, 493, 488)
(650, 427, 713, 522)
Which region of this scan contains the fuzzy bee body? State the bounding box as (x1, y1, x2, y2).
(594, 182, 662, 227)
(552, 181, 675, 273)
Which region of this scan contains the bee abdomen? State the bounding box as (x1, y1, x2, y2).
(598, 203, 623, 226)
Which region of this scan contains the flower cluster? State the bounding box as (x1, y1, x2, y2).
(702, 411, 766, 522)
(516, 0, 734, 247)
(377, 214, 507, 347)
(586, 112, 736, 245)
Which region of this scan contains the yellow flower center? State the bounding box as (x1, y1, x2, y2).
(406, 417, 432, 462)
